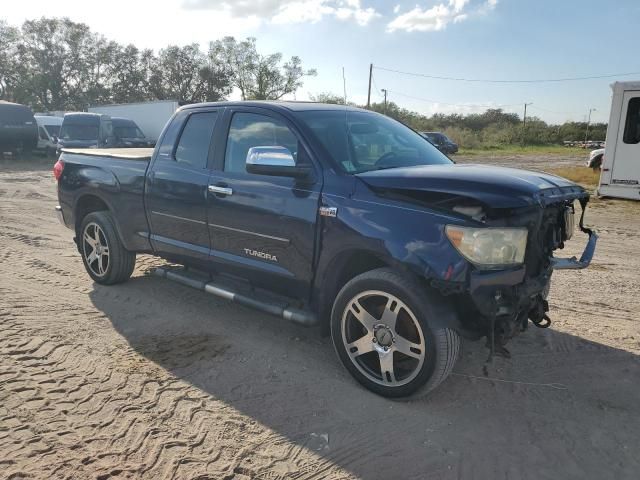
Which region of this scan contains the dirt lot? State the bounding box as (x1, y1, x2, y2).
(1, 155, 640, 480)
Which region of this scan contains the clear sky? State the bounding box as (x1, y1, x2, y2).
(3, 0, 638, 124)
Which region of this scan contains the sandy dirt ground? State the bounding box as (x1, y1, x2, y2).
(1, 155, 640, 480)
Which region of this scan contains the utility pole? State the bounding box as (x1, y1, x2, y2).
(522, 102, 533, 145)
(366, 64, 373, 109)
(381, 88, 388, 115)
(584, 108, 596, 144)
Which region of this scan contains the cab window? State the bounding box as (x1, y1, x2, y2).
(174, 111, 219, 169)
(224, 112, 298, 174)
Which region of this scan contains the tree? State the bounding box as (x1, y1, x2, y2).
(309, 92, 347, 104)
(0, 21, 19, 100)
(109, 45, 155, 104)
(14, 17, 112, 111)
(213, 37, 316, 100)
(149, 43, 232, 104)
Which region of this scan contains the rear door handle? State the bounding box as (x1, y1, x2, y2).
(208, 185, 233, 196)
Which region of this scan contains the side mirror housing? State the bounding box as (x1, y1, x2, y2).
(246, 146, 312, 179)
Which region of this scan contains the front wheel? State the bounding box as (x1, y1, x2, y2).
(331, 268, 460, 398)
(79, 211, 136, 285)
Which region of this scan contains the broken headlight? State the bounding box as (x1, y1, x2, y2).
(445, 226, 528, 269)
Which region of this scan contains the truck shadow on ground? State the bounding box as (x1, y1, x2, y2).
(90, 271, 640, 479)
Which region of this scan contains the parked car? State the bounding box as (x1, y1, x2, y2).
(420, 131, 458, 154)
(54, 102, 597, 397)
(35, 115, 63, 157)
(112, 117, 155, 148)
(587, 148, 605, 170)
(57, 112, 116, 155)
(0, 101, 38, 156)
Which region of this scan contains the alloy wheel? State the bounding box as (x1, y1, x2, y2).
(341, 290, 426, 387)
(82, 222, 110, 277)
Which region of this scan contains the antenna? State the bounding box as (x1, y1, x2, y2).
(342, 67, 348, 105)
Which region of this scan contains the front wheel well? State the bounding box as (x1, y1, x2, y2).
(316, 250, 390, 333)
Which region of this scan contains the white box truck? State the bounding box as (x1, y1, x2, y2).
(598, 81, 640, 200)
(88, 100, 179, 142)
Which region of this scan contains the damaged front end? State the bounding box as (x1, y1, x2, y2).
(464, 193, 597, 358)
(356, 164, 598, 358)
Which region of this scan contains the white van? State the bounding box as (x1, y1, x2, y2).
(598, 81, 640, 200)
(34, 115, 63, 157)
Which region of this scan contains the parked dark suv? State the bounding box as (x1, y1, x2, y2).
(0, 101, 38, 156)
(112, 117, 155, 148)
(421, 131, 458, 154)
(57, 113, 116, 155)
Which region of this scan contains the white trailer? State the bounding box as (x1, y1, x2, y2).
(89, 100, 179, 142)
(598, 81, 640, 200)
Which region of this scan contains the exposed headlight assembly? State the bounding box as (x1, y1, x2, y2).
(445, 226, 528, 269)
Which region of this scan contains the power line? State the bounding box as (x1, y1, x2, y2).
(371, 74, 385, 99)
(386, 89, 521, 109)
(374, 66, 640, 84)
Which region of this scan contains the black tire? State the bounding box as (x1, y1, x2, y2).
(331, 268, 460, 398)
(79, 211, 136, 285)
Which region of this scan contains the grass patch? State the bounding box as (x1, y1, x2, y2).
(458, 145, 587, 157)
(546, 167, 600, 187)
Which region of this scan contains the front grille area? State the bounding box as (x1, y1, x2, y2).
(524, 202, 571, 278)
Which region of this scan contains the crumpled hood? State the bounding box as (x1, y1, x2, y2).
(356, 164, 588, 208)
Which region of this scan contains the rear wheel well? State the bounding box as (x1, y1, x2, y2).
(75, 195, 109, 236)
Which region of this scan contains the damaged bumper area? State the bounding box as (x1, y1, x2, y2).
(461, 196, 597, 357)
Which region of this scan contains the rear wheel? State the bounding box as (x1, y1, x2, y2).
(80, 211, 136, 285)
(331, 268, 460, 397)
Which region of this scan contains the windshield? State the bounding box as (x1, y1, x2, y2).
(298, 111, 451, 174)
(44, 125, 60, 137)
(114, 125, 145, 139)
(60, 124, 98, 141)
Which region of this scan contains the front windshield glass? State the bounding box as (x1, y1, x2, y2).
(60, 124, 98, 141)
(298, 110, 451, 174)
(114, 125, 145, 139)
(44, 125, 60, 137)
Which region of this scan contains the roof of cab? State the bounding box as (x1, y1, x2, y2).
(111, 117, 138, 125)
(179, 101, 367, 114)
(63, 112, 105, 118)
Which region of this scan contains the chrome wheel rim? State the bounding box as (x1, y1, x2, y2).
(82, 222, 110, 277)
(341, 290, 426, 387)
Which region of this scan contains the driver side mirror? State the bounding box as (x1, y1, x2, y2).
(246, 146, 312, 179)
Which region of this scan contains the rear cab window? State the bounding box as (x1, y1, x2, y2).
(156, 110, 218, 169)
(175, 111, 218, 169)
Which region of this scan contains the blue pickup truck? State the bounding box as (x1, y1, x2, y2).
(54, 102, 597, 397)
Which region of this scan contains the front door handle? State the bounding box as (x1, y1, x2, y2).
(208, 185, 233, 196)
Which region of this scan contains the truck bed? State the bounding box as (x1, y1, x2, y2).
(61, 148, 154, 160)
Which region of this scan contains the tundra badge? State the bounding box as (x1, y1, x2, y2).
(244, 248, 278, 262)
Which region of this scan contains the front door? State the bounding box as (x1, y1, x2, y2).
(611, 91, 640, 185)
(206, 107, 322, 299)
(146, 108, 220, 262)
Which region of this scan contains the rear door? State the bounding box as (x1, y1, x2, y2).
(206, 107, 322, 298)
(611, 91, 640, 185)
(146, 108, 221, 262)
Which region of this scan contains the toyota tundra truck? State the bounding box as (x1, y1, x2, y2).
(54, 102, 597, 397)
